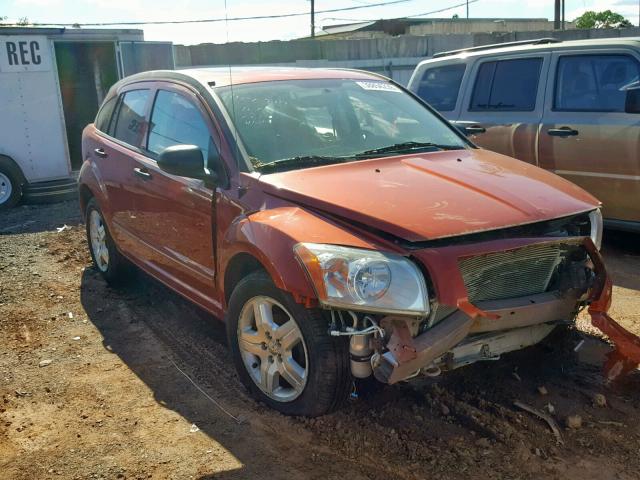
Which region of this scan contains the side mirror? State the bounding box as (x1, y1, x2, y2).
(625, 86, 640, 114)
(157, 144, 217, 185)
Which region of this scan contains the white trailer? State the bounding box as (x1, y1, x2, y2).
(0, 28, 174, 209)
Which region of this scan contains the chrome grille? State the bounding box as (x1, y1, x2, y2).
(459, 243, 565, 303)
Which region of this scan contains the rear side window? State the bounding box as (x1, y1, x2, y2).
(110, 90, 150, 147)
(147, 90, 218, 167)
(95, 96, 117, 133)
(470, 58, 542, 111)
(554, 54, 640, 112)
(415, 64, 466, 111)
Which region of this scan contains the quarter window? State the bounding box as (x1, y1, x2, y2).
(95, 96, 117, 133)
(554, 54, 640, 112)
(470, 58, 542, 111)
(111, 90, 150, 147)
(415, 64, 466, 112)
(147, 90, 218, 170)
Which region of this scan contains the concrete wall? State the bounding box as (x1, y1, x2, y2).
(174, 27, 640, 86)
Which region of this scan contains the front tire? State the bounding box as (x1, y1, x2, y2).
(227, 271, 351, 416)
(85, 198, 131, 285)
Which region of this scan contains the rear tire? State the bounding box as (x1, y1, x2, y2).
(0, 156, 24, 210)
(227, 271, 351, 416)
(85, 198, 132, 285)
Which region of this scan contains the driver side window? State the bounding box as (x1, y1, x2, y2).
(147, 90, 220, 172)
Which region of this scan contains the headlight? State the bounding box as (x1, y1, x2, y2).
(294, 243, 429, 316)
(589, 209, 603, 250)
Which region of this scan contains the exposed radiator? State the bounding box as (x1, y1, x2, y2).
(459, 243, 567, 303)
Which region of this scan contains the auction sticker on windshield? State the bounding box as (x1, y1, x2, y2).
(356, 81, 401, 92)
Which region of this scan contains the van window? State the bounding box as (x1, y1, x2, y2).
(415, 64, 466, 111)
(95, 96, 117, 133)
(554, 54, 640, 112)
(148, 90, 221, 174)
(470, 58, 542, 111)
(111, 90, 150, 147)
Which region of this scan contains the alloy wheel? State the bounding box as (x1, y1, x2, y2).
(89, 209, 109, 272)
(237, 296, 308, 402)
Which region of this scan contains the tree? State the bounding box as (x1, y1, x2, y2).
(575, 10, 633, 29)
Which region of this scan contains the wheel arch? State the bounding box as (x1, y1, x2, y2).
(223, 252, 270, 305)
(78, 184, 95, 215)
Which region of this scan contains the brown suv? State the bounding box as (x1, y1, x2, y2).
(409, 38, 640, 232)
(79, 67, 639, 416)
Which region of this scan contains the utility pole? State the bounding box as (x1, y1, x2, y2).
(554, 0, 560, 29)
(311, 0, 315, 38)
(466, 0, 469, 19)
(561, 0, 565, 30)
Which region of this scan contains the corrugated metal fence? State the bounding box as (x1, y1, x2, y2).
(174, 28, 640, 85)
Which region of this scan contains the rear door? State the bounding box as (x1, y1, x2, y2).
(538, 49, 640, 223)
(128, 83, 225, 310)
(457, 53, 551, 166)
(89, 86, 153, 256)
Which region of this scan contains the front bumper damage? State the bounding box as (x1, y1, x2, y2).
(372, 237, 640, 384)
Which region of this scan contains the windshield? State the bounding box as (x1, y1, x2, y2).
(216, 78, 467, 171)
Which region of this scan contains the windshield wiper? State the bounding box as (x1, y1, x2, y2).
(354, 141, 463, 158)
(254, 155, 350, 173)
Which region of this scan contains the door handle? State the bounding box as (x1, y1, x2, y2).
(464, 125, 486, 134)
(547, 127, 579, 137)
(94, 148, 108, 158)
(133, 167, 152, 180)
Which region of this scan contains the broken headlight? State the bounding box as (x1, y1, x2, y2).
(294, 243, 429, 316)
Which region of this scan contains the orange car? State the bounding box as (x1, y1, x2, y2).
(78, 68, 639, 416)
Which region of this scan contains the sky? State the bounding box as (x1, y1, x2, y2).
(2, 0, 638, 45)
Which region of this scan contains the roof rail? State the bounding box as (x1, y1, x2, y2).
(432, 37, 561, 58)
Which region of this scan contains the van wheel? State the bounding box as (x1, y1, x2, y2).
(85, 198, 131, 285)
(0, 157, 24, 210)
(227, 271, 351, 416)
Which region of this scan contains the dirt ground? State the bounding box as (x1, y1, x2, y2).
(1, 200, 639, 480)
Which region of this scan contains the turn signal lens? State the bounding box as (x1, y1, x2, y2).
(589, 209, 603, 250)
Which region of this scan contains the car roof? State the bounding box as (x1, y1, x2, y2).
(119, 66, 388, 90)
(416, 37, 640, 67)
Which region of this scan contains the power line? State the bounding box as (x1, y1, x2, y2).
(322, 0, 480, 23)
(0, 0, 420, 27)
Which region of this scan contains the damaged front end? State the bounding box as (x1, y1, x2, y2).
(299, 222, 640, 384)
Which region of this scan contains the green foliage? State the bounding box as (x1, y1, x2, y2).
(575, 10, 633, 29)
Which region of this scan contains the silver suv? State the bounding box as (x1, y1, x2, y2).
(408, 38, 640, 232)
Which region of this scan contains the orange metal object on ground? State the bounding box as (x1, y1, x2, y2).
(585, 239, 640, 380)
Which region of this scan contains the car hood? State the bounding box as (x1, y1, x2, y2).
(257, 149, 600, 242)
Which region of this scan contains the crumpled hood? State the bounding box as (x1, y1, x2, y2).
(257, 149, 600, 242)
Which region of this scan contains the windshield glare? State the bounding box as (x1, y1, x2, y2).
(216, 79, 467, 169)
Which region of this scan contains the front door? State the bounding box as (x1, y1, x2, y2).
(456, 53, 551, 166)
(130, 85, 222, 311)
(538, 50, 640, 223)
